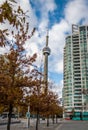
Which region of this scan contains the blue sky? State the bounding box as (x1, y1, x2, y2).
(0, 0, 88, 97)
(30, 0, 67, 27)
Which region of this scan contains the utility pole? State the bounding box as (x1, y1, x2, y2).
(28, 106, 30, 128)
(42, 31, 51, 93)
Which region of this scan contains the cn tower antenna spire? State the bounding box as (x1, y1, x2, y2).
(46, 30, 49, 47)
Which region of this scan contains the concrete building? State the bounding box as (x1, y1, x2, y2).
(63, 25, 88, 119)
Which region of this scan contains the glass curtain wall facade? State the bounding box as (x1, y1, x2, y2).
(63, 25, 88, 119)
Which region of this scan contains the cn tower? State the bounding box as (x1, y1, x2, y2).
(42, 31, 51, 93)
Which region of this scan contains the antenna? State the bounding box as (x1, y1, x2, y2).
(46, 30, 49, 47)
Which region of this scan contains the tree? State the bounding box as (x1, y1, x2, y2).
(29, 73, 44, 130)
(27, 74, 62, 130)
(30, 88, 61, 128)
(41, 91, 59, 126)
(0, 104, 4, 113)
(0, 1, 37, 130)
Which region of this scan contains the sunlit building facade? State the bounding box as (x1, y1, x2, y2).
(63, 25, 88, 119)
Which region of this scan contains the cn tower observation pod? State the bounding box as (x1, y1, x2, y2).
(43, 46, 51, 55)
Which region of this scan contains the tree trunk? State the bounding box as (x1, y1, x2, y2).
(47, 116, 49, 127)
(7, 104, 13, 130)
(36, 110, 39, 130)
(52, 115, 55, 124)
(56, 115, 57, 123)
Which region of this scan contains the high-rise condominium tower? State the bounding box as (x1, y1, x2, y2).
(63, 25, 88, 119)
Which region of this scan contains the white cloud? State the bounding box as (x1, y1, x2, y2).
(47, 20, 69, 73)
(31, 0, 57, 31)
(65, 0, 88, 24)
(0, 46, 9, 54)
(0, 0, 5, 4)
(18, 0, 37, 29)
(31, 0, 56, 14)
(49, 80, 63, 98)
(55, 60, 63, 73)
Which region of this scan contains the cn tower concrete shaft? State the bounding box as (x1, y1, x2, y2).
(44, 53, 48, 93)
(43, 32, 51, 93)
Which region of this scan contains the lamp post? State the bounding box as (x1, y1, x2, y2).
(26, 105, 30, 128)
(28, 106, 30, 128)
